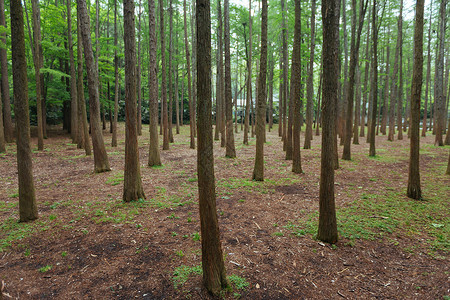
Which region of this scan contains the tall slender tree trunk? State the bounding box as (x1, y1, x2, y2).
(11, 0, 38, 222)
(304, 0, 316, 149)
(112, 0, 119, 147)
(434, 0, 446, 146)
(340, 0, 349, 142)
(168, 0, 174, 143)
(76, 10, 91, 155)
(317, 0, 339, 244)
(137, 2, 143, 136)
(380, 27, 390, 135)
(353, 65, 361, 143)
(183, 0, 195, 149)
(77, 0, 110, 173)
(196, 0, 228, 294)
(123, 0, 145, 202)
(224, 0, 236, 158)
(281, 0, 288, 145)
(291, 0, 303, 173)
(253, 0, 267, 180)
(421, 8, 432, 137)
(268, 47, 274, 131)
(67, 0, 77, 145)
(31, 0, 44, 150)
(244, 4, 252, 146)
(360, 18, 370, 138)
(388, 3, 401, 141)
(407, 0, 424, 200)
(148, 0, 161, 166)
(369, 0, 378, 157)
(160, 0, 169, 150)
(0, 85, 4, 152)
(0, 0, 13, 143)
(397, 0, 404, 140)
(315, 69, 322, 136)
(191, 1, 197, 137)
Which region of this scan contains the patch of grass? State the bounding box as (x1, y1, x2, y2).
(39, 265, 52, 273)
(228, 274, 249, 290)
(175, 250, 184, 257)
(106, 172, 124, 186)
(8, 192, 19, 198)
(0, 218, 41, 252)
(272, 232, 284, 237)
(192, 232, 200, 241)
(172, 264, 202, 288)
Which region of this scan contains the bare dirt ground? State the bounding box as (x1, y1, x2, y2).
(0, 123, 449, 299)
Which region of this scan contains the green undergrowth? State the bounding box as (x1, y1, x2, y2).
(0, 217, 52, 252)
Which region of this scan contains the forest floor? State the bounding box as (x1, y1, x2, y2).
(0, 123, 449, 299)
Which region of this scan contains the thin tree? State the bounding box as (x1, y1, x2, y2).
(291, 0, 302, 173)
(388, 3, 401, 141)
(224, 0, 236, 158)
(183, 0, 195, 149)
(353, 65, 361, 143)
(407, 0, 424, 200)
(281, 0, 288, 145)
(160, 0, 169, 150)
(342, 0, 367, 160)
(112, 0, 119, 147)
(76, 8, 91, 155)
(168, 0, 174, 143)
(11, 0, 38, 222)
(243, 15, 251, 145)
(397, 0, 404, 141)
(137, 1, 143, 136)
(123, 0, 145, 202)
(434, 0, 446, 146)
(148, 0, 161, 166)
(67, 0, 77, 145)
(0, 77, 4, 152)
(446, 150, 450, 175)
(380, 27, 390, 135)
(77, 0, 110, 173)
(304, 0, 316, 149)
(360, 17, 370, 138)
(214, 0, 223, 143)
(196, 0, 228, 293)
(317, 0, 339, 244)
(368, 0, 378, 157)
(253, 0, 267, 180)
(0, 0, 13, 143)
(422, 1, 432, 137)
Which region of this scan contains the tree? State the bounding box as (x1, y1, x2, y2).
(281, 0, 288, 145)
(342, 0, 367, 160)
(67, 0, 77, 146)
(224, 0, 236, 158)
(148, 0, 162, 166)
(0, 80, 4, 152)
(77, 0, 110, 173)
(168, 0, 174, 143)
(183, 0, 195, 149)
(317, 0, 339, 244)
(123, 0, 145, 202)
(196, 0, 228, 294)
(11, 0, 38, 222)
(434, 0, 446, 146)
(397, 0, 404, 141)
(407, 0, 424, 200)
(368, 0, 378, 157)
(446, 150, 450, 175)
(243, 1, 252, 146)
(112, 0, 119, 148)
(304, 0, 316, 150)
(160, 0, 170, 150)
(291, 0, 302, 173)
(253, 0, 268, 181)
(421, 2, 432, 137)
(137, 2, 143, 136)
(0, 0, 13, 143)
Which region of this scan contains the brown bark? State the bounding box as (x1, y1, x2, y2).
(196, 0, 228, 294)
(368, 0, 378, 157)
(168, 0, 174, 143)
(112, 0, 119, 148)
(77, 0, 110, 173)
(67, 0, 77, 145)
(11, 0, 38, 222)
(76, 10, 91, 155)
(253, 0, 267, 180)
(304, 0, 316, 149)
(148, 0, 161, 166)
(360, 17, 370, 138)
(380, 28, 390, 135)
(0, 0, 13, 143)
(447, 150, 450, 175)
(0, 82, 4, 152)
(291, 0, 302, 173)
(123, 0, 145, 202)
(317, 0, 339, 244)
(353, 65, 361, 144)
(407, 0, 424, 200)
(434, 0, 446, 146)
(224, 0, 236, 158)
(315, 69, 322, 136)
(159, 0, 169, 150)
(183, 0, 195, 149)
(281, 0, 288, 146)
(397, 0, 404, 141)
(243, 3, 252, 146)
(137, 2, 143, 136)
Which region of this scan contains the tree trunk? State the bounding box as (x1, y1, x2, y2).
(77, 0, 110, 173)
(112, 0, 119, 148)
(148, 0, 161, 166)
(214, 1, 222, 142)
(196, 0, 228, 294)
(123, 0, 145, 202)
(397, 0, 404, 141)
(315, 69, 322, 136)
(291, 0, 303, 173)
(343, 0, 367, 160)
(183, 0, 195, 149)
(434, 0, 446, 146)
(407, 0, 424, 200)
(304, 0, 316, 149)
(281, 0, 288, 146)
(224, 0, 236, 158)
(421, 8, 432, 137)
(317, 0, 339, 244)
(0, 79, 4, 152)
(137, 2, 142, 136)
(243, 4, 251, 146)
(253, 0, 267, 180)
(76, 9, 91, 155)
(360, 17, 370, 138)
(380, 27, 390, 135)
(353, 65, 361, 143)
(160, 0, 170, 150)
(11, 0, 38, 222)
(67, 0, 77, 145)
(168, 0, 174, 143)
(0, 0, 13, 143)
(369, 0, 378, 157)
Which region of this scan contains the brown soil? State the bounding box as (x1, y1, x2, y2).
(0, 124, 449, 299)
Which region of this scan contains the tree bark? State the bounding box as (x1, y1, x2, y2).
(281, 0, 288, 147)
(159, 0, 170, 150)
(253, 0, 267, 180)
(137, 2, 143, 136)
(112, 0, 119, 148)
(407, 0, 424, 200)
(353, 65, 361, 143)
(123, 0, 145, 202)
(0, 80, 4, 152)
(67, 0, 77, 145)
(397, 0, 404, 141)
(196, 0, 228, 294)
(224, 0, 236, 158)
(434, 0, 446, 146)
(0, 0, 13, 143)
(243, 3, 252, 146)
(183, 0, 195, 149)
(317, 0, 339, 244)
(11, 0, 38, 222)
(304, 0, 316, 149)
(168, 0, 174, 143)
(291, 0, 303, 173)
(77, 0, 110, 172)
(368, 0, 378, 157)
(148, 0, 161, 166)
